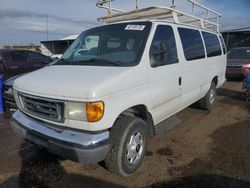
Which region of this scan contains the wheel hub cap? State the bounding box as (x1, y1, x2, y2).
(126, 131, 144, 165)
(210, 89, 215, 103)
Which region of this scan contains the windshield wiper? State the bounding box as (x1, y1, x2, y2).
(70, 58, 121, 66)
(53, 58, 122, 66)
(53, 58, 70, 65)
(88, 58, 121, 66)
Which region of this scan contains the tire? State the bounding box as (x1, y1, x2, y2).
(199, 82, 216, 110)
(104, 116, 148, 176)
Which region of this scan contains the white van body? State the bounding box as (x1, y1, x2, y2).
(11, 20, 226, 176)
(13, 22, 226, 131)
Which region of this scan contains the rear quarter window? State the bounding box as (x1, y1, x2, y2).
(202, 32, 222, 57)
(178, 28, 205, 61)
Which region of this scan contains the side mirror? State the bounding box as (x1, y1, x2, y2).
(0, 57, 3, 63)
(150, 54, 158, 67)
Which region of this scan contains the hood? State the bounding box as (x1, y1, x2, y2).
(14, 65, 145, 100)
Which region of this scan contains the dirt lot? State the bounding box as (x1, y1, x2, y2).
(0, 81, 250, 188)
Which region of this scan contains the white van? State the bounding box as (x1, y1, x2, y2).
(11, 1, 226, 176)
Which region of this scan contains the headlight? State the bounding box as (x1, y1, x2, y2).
(3, 86, 13, 96)
(243, 64, 250, 68)
(65, 102, 87, 121)
(65, 101, 104, 122)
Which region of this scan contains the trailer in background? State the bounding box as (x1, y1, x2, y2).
(40, 34, 78, 59)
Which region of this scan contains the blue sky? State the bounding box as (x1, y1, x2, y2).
(0, 0, 250, 45)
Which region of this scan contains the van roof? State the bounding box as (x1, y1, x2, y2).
(107, 19, 221, 35)
(97, 1, 221, 33)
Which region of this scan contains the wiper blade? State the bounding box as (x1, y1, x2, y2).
(53, 58, 122, 66)
(80, 58, 121, 66)
(53, 58, 70, 65)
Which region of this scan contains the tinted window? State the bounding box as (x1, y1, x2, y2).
(150, 25, 178, 67)
(178, 28, 205, 61)
(202, 32, 222, 57)
(11, 52, 27, 62)
(219, 35, 226, 54)
(28, 52, 50, 63)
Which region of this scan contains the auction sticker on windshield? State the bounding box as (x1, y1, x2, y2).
(125, 25, 146, 31)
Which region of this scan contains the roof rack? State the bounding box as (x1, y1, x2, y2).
(96, 0, 221, 33)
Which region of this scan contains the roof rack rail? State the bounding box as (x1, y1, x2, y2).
(96, 0, 221, 33)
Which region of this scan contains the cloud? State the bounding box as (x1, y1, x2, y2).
(1, 0, 250, 45)
(221, 16, 250, 31)
(0, 9, 99, 35)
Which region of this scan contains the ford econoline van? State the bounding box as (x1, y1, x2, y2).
(11, 1, 226, 176)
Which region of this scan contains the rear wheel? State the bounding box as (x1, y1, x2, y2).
(199, 82, 216, 110)
(104, 116, 148, 176)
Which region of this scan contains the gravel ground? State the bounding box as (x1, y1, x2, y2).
(0, 81, 250, 188)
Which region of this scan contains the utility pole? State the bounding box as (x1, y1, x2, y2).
(46, 15, 49, 41)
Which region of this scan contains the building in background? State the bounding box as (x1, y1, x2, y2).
(222, 27, 250, 51)
(40, 34, 78, 58)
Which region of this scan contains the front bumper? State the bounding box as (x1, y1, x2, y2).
(11, 110, 110, 164)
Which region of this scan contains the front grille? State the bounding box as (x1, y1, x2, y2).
(18, 93, 64, 123)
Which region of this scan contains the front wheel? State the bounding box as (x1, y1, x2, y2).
(199, 82, 216, 110)
(104, 116, 148, 176)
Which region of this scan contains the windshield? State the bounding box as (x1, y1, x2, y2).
(55, 22, 152, 67)
(228, 48, 250, 59)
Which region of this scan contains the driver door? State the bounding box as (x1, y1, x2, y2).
(149, 25, 182, 124)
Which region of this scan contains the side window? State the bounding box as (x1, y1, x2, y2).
(28, 52, 49, 63)
(202, 32, 222, 57)
(178, 28, 205, 61)
(150, 25, 178, 67)
(219, 35, 227, 54)
(11, 52, 27, 63)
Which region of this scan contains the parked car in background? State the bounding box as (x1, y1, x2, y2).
(0, 49, 52, 110)
(226, 47, 250, 78)
(0, 49, 51, 80)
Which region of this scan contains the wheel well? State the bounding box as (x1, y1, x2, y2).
(119, 105, 155, 136)
(212, 76, 218, 86)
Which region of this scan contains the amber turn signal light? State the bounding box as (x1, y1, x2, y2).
(86, 102, 104, 122)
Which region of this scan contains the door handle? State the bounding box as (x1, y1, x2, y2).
(179, 77, 182, 86)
